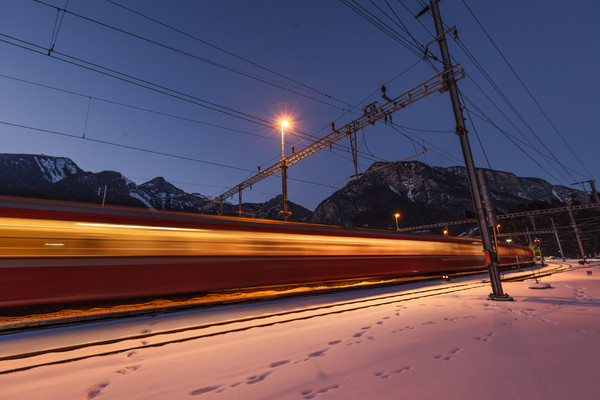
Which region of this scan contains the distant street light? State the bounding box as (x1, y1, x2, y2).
(443, 229, 448, 237)
(394, 213, 400, 231)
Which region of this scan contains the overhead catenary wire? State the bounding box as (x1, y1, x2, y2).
(0, 37, 386, 188)
(451, 40, 575, 183)
(4, 2, 393, 167)
(395, 0, 588, 184)
(428, 8, 581, 184)
(0, 119, 336, 192)
(340, 0, 424, 59)
(460, 0, 593, 180)
(33, 0, 353, 112)
(48, 0, 69, 54)
(104, 0, 342, 103)
(10, 0, 448, 195)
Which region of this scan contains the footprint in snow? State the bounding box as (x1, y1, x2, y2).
(374, 366, 411, 378)
(308, 349, 328, 358)
(476, 332, 494, 342)
(246, 371, 271, 384)
(85, 382, 110, 399)
(434, 348, 461, 361)
(301, 384, 340, 399)
(270, 360, 290, 368)
(115, 365, 140, 375)
(189, 385, 221, 396)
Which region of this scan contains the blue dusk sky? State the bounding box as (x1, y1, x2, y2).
(0, 0, 598, 210)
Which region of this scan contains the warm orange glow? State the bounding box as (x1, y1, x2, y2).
(0, 216, 486, 258)
(281, 120, 290, 128)
(394, 213, 400, 218)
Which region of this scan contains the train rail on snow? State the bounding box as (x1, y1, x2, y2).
(0, 263, 574, 375)
(0, 279, 499, 375)
(0, 196, 535, 310)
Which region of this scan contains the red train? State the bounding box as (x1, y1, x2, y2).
(0, 196, 535, 308)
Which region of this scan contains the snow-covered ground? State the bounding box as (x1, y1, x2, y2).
(1, 261, 599, 399)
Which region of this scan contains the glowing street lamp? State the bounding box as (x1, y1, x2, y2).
(279, 119, 291, 221)
(394, 213, 400, 231)
(281, 120, 289, 160)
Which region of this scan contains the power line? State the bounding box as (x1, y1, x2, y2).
(0, 72, 271, 142)
(452, 40, 576, 184)
(462, 101, 570, 181)
(0, 119, 338, 192)
(0, 32, 278, 129)
(33, 0, 353, 112)
(339, 0, 424, 59)
(104, 0, 341, 103)
(8, 2, 440, 185)
(460, 0, 593, 179)
(401, 0, 585, 184)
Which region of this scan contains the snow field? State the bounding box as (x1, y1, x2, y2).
(1, 262, 598, 399)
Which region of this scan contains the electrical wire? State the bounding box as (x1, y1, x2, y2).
(0, 119, 337, 192)
(399, 0, 586, 184)
(104, 0, 341, 103)
(460, 0, 593, 179)
(33, 0, 353, 112)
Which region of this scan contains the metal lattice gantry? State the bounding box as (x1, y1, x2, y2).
(396, 202, 600, 233)
(200, 65, 464, 212)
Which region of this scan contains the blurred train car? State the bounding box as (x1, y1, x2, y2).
(0, 196, 535, 308)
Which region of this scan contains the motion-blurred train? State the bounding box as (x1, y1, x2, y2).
(0, 196, 535, 308)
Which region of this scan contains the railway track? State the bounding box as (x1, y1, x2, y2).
(0, 262, 576, 375)
(0, 271, 486, 332)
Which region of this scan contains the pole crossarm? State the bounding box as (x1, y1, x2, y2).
(472, 230, 556, 239)
(200, 66, 464, 212)
(396, 203, 600, 232)
(497, 230, 556, 237)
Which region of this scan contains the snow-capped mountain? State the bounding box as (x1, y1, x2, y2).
(0, 153, 312, 221)
(0, 154, 81, 190)
(310, 160, 589, 229)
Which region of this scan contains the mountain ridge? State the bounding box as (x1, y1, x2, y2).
(0, 154, 588, 228)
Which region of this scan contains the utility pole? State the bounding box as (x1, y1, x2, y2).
(551, 217, 565, 261)
(425, 0, 510, 300)
(568, 207, 586, 260)
(572, 180, 600, 205)
(280, 160, 290, 221)
(590, 180, 600, 205)
(238, 186, 242, 217)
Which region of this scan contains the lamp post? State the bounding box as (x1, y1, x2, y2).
(394, 213, 400, 231)
(281, 120, 289, 159)
(280, 120, 291, 221)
